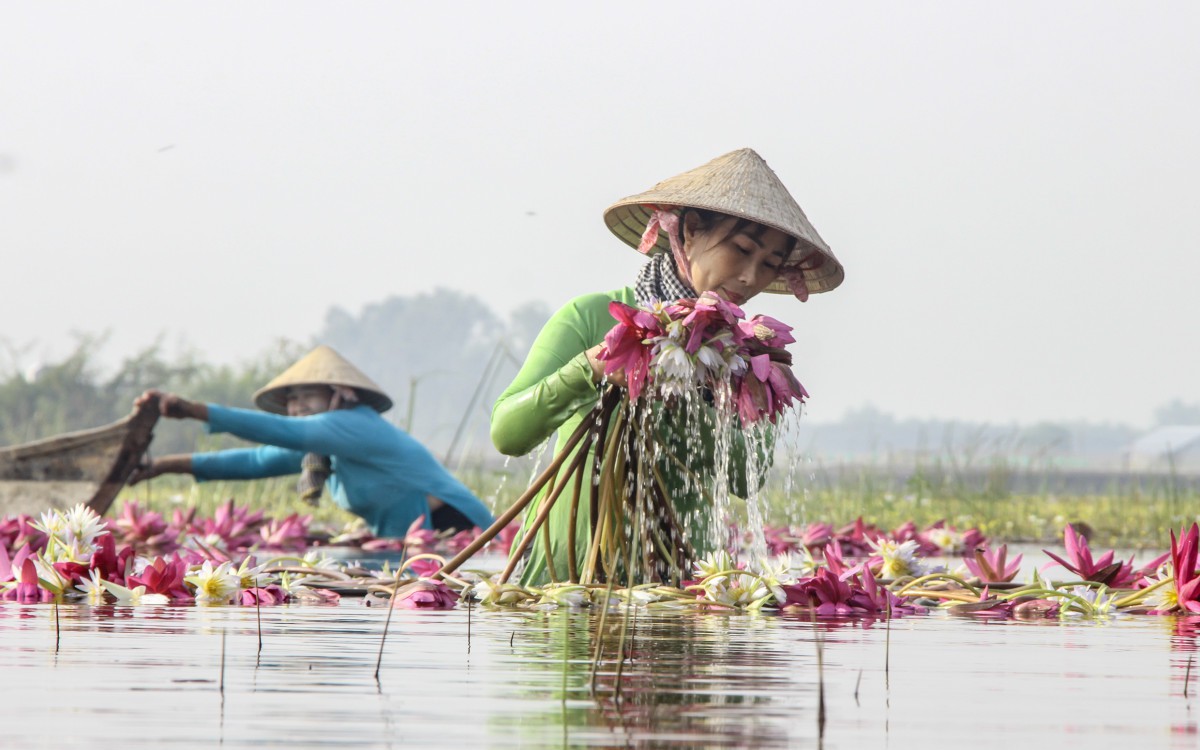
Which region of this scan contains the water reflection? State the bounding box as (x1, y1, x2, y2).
(2, 600, 1198, 748)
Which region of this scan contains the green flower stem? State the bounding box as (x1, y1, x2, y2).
(894, 573, 979, 597)
(1114, 577, 1173, 609)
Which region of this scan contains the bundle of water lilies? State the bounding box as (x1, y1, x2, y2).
(449, 292, 808, 591)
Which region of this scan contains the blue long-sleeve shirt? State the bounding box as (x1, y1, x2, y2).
(189, 404, 495, 537)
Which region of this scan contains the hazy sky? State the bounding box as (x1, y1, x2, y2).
(2, 2, 1197, 428)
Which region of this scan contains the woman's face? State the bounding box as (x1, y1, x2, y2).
(682, 215, 792, 305)
(286, 386, 333, 417)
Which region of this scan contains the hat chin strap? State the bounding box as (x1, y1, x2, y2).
(778, 266, 810, 302)
(638, 209, 694, 287)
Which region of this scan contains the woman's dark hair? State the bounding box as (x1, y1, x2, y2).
(677, 209, 798, 258)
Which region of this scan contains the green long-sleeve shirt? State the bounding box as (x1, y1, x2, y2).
(491, 287, 772, 586)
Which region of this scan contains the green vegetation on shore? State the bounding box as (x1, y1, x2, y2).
(117, 465, 1200, 550)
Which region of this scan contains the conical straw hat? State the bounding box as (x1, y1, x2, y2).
(253, 345, 393, 414)
(603, 148, 844, 296)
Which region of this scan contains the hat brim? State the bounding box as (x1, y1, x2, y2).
(604, 201, 844, 295)
(253, 382, 393, 415)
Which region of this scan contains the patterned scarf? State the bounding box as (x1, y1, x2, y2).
(634, 252, 697, 307)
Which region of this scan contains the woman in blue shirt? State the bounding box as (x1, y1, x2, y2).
(131, 345, 495, 536)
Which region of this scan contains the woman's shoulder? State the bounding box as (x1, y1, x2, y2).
(555, 287, 637, 319)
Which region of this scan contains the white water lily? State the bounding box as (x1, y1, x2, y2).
(33, 505, 108, 556)
(693, 550, 738, 582)
(185, 560, 241, 605)
(789, 546, 820, 578)
(41, 537, 93, 565)
(63, 504, 107, 547)
(691, 551, 771, 608)
(101, 579, 169, 606)
(695, 344, 727, 375)
(652, 340, 696, 383)
(1143, 571, 1178, 612)
(757, 556, 797, 604)
(537, 584, 589, 608)
(75, 569, 107, 604)
(302, 549, 341, 570)
(234, 558, 271, 589)
(31, 509, 69, 542)
(466, 578, 535, 606)
(869, 538, 927, 579)
(925, 527, 960, 554)
(703, 574, 771, 609)
(1069, 585, 1119, 617)
(30, 557, 69, 594)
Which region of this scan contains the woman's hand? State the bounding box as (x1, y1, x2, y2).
(136, 389, 208, 421)
(127, 454, 193, 485)
(585, 344, 627, 388)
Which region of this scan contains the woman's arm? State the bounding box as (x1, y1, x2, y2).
(491, 295, 615, 456)
(203, 404, 370, 457)
(190, 445, 305, 481)
(128, 454, 193, 484)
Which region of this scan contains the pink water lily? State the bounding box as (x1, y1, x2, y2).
(405, 558, 444, 578)
(764, 526, 799, 555)
(443, 527, 480, 554)
(849, 571, 923, 615)
(778, 568, 856, 616)
(677, 291, 745, 332)
(597, 294, 807, 425)
(404, 514, 438, 548)
(0, 542, 34, 585)
(821, 539, 854, 578)
(798, 522, 834, 551)
(88, 533, 133, 585)
(1012, 598, 1061, 618)
(391, 579, 459, 610)
(190, 499, 265, 551)
(110, 501, 177, 552)
(1168, 523, 1200, 614)
(598, 301, 663, 400)
(1043, 524, 1139, 587)
(258, 513, 312, 551)
(0, 514, 46, 553)
(834, 517, 886, 557)
(239, 584, 289, 606)
(2, 559, 53, 603)
(127, 556, 192, 601)
(737, 314, 796, 348)
(963, 544, 1023, 583)
(891, 521, 940, 557)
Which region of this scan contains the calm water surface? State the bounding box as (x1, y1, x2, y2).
(3, 596, 1200, 749)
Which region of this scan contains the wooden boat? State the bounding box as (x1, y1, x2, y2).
(0, 395, 159, 518)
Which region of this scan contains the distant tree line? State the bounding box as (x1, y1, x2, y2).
(2, 288, 1197, 471)
(0, 333, 305, 454)
(0, 288, 550, 464)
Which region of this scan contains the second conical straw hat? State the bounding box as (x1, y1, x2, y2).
(253, 345, 393, 414)
(603, 148, 844, 295)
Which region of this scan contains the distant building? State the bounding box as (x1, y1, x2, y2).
(1125, 426, 1200, 472)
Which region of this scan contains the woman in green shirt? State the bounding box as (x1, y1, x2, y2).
(491, 149, 844, 586)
